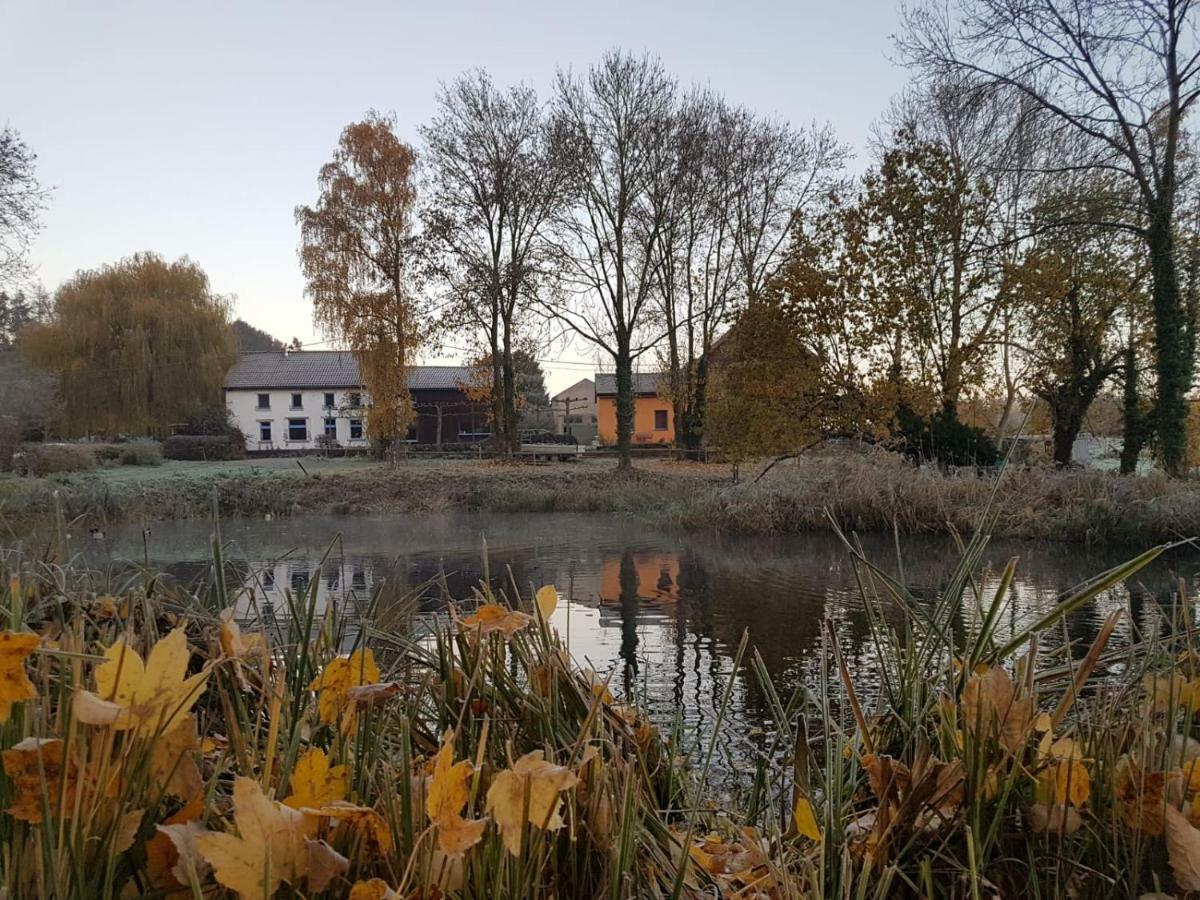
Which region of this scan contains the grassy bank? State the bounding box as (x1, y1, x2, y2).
(0, 522, 1198, 897)
(4, 451, 1200, 544)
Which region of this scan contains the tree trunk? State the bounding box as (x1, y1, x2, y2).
(1148, 206, 1189, 475)
(1051, 408, 1082, 468)
(501, 321, 519, 454)
(614, 341, 634, 471)
(680, 355, 708, 459)
(1120, 340, 1146, 475)
(489, 320, 505, 454)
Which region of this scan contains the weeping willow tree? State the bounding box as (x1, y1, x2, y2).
(24, 252, 234, 437)
(296, 113, 425, 450)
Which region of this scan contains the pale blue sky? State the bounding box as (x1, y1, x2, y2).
(2, 0, 906, 392)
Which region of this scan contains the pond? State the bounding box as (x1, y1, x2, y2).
(78, 511, 1199, 787)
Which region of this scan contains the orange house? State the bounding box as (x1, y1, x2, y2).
(594, 372, 675, 445)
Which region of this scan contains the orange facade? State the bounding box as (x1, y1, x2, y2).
(596, 395, 675, 445)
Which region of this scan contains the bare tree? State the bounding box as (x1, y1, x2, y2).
(0, 128, 47, 290)
(900, 0, 1200, 472)
(728, 113, 847, 305)
(542, 51, 677, 470)
(422, 71, 562, 453)
(646, 94, 847, 455)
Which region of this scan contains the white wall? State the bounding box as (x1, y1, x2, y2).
(225, 388, 369, 451)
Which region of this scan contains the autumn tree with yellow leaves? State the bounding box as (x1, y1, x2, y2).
(297, 113, 429, 453)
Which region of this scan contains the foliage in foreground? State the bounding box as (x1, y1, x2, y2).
(0, 525, 1199, 896)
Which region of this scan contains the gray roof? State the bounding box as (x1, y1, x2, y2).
(224, 352, 472, 391)
(593, 372, 664, 396)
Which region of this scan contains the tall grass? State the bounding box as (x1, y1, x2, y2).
(6, 452, 1200, 544)
(0, 514, 1196, 897)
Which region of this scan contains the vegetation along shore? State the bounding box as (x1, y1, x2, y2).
(0, 516, 1196, 898)
(5, 452, 1200, 546)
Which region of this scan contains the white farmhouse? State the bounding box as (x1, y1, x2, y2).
(224, 351, 487, 452)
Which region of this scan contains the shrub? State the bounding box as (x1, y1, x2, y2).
(896, 406, 999, 467)
(22, 443, 97, 476)
(179, 407, 242, 437)
(91, 443, 123, 463)
(0, 416, 19, 472)
(162, 433, 245, 461)
(118, 439, 163, 466)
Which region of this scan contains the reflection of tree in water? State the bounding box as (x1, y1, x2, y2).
(618, 550, 639, 693)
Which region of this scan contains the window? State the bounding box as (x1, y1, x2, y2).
(290, 568, 309, 594)
(258, 421, 272, 442)
(654, 409, 669, 431)
(349, 420, 363, 440)
(324, 392, 335, 409)
(287, 419, 308, 441)
(348, 392, 361, 408)
(290, 392, 303, 409)
(324, 417, 337, 438)
(256, 393, 270, 410)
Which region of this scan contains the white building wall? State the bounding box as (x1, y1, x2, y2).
(225, 388, 370, 452)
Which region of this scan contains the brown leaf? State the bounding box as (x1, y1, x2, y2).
(346, 681, 401, 709)
(961, 666, 1034, 754)
(1166, 803, 1200, 891)
(1115, 755, 1183, 835)
(2, 737, 74, 823)
(1028, 803, 1083, 835)
(306, 838, 350, 892)
(157, 820, 211, 886)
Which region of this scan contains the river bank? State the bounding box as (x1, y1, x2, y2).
(2, 449, 1199, 544)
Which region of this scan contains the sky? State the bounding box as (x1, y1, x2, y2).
(2, 0, 907, 394)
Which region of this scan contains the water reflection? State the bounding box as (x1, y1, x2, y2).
(71, 511, 1200, 780)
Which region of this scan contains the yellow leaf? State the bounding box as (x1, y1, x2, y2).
(536, 585, 558, 622)
(425, 730, 486, 856)
(302, 802, 393, 854)
(283, 748, 348, 810)
(194, 776, 310, 899)
(1167, 804, 1200, 891)
(81, 629, 209, 738)
(459, 603, 532, 640)
(427, 731, 472, 825)
(485, 750, 578, 856)
(307, 649, 380, 727)
(114, 807, 144, 854)
(150, 714, 202, 800)
(218, 608, 264, 658)
(0, 631, 38, 723)
(349, 879, 400, 900)
(792, 795, 821, 841)
(1035, 759, 1090, 808)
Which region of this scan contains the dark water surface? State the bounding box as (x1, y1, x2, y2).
(79, 512, 1200, 783)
